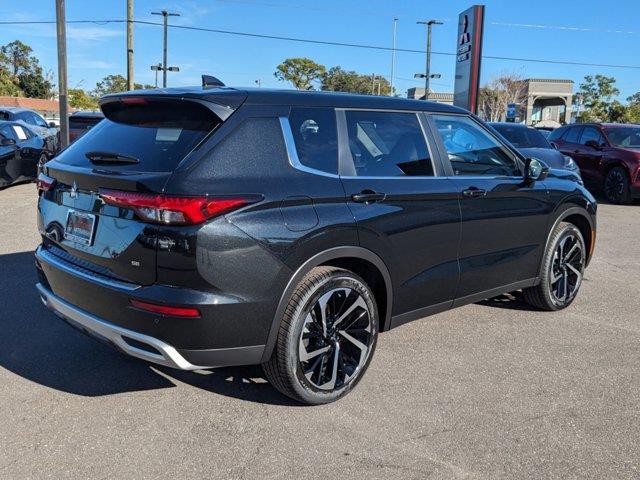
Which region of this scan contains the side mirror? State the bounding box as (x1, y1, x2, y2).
(524, 158, 549, 183)
(0, 138, 16, 147)
(584, 139, 601, 150)
(48, 122, 57, 128)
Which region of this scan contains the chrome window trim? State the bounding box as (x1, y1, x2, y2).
(278, 116, 339, 178)
(337, 109, 440, 180)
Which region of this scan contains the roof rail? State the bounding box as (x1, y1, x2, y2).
(202, 75, 225, 88)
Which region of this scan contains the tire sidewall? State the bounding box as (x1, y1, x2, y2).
(284, 272, 378, 404)
(541, 223, 586, 310)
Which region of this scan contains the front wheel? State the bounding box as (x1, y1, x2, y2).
(523, 222, 586, 311)
(263, 267, 378, 405)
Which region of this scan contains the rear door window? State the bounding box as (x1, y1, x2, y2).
(579, 126, 605, 146)
(344, 110, 434, 177)
(56, 99, 222, 172)
(564, 126, 582, 144)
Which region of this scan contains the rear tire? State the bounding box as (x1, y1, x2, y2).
(523, 222, 586, 311)
(263, 266, 378, 405)
(603, 166, 632, 204)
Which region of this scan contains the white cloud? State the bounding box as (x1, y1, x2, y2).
(67, 26, 122, 42)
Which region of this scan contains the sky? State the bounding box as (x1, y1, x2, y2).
(0, 0, 639, 100)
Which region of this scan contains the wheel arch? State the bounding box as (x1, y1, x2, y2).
(541, 204, 596, 274)
(260, 246, 393, 363)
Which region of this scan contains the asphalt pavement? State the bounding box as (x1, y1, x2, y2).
(0, 183, 639, 479)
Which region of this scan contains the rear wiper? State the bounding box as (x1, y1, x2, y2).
(85, 151, 140, 164)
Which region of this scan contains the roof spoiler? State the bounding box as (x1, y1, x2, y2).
(202, 75, 225, 88)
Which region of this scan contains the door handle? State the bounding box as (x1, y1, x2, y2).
(462, 187, 487, 198)
(351, 190, 386, 203)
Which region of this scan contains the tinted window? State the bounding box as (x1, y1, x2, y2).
(605, 126, 640, 148)
(433, 115, 520, 176)
(69, 117, 102, 131)
(547, 126, 566, 142)
(492, 124, 550, 149)
(0, 124, 17, 141)
(288, 107, 338, 174)
(580, 126, 605, 146)
(345, 111, 433, 177)
(31, 113, 48, 128)
(0, 111, 9, 121)
(564, 126, 582, 143)
(56, 99, 221, 172)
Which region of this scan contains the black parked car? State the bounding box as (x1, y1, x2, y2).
(0, 107, 59, 153)
(35, 87, 596, 404)
(69, 111, 104, 143)
(490, 122, 580, 174)
(0, 121, 51, 188)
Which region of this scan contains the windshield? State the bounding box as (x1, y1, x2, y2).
(605, 127, 640, 148)
(492, 125, 551, 149)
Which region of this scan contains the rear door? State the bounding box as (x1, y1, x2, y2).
(0, 123, 18, 186)
(337, 109, 461, 319)
(429, 113, 550, 303)
(38, 97, 225, 285)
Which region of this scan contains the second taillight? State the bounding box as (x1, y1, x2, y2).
(100, 189, 249, 225)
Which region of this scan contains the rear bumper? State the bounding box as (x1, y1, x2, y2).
(35, 245, 269, 369)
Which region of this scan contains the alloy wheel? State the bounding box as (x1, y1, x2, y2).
(604, 169, 625, 202)
(549, 233, 584, 305)
(298, 287, 374, 391)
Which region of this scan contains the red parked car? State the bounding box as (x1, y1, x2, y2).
(549, 123, 640, 204)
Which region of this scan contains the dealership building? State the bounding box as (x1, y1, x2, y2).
(408, 78, 574, 128)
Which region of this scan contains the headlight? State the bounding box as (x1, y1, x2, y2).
(563, 155, 578, 170)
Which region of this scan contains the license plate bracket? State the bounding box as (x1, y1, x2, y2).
(64, 210, 97, 246)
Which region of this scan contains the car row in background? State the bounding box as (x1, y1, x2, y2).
(549, 123, 640, 204)
(0, 107, 59, 154)
(0, 120, 51, 189)
(489, 122, 580, 174)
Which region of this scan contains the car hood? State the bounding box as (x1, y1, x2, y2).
(518, 147, 566, 168)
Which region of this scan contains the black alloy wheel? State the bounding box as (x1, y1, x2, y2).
(603, 166, 632, 204)
(523, 222, 586, 311)
(263, 267, 378, 405)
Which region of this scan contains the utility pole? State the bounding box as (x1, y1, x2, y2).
(371, 74, 376, 95)
(417, 19, 442, 100)
(151, 10, 180, 87)
(126, 0, 134, 90)
(390, 17, 398, 97)
(55, 0, 69, 148)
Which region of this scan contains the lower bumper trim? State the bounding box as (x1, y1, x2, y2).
(37, 283, 206, 370)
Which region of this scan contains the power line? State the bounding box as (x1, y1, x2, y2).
(2, 19, 640, 70)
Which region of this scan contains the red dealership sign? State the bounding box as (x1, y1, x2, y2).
(453, 5, 485, 113)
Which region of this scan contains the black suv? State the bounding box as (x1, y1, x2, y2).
(35, 87, 596, 404)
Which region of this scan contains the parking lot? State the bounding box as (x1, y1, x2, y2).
(0, 182, 638, 479)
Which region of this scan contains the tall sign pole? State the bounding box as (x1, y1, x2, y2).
(126, 0, 134, 91)
(55, 0, 69, 148)
(151, 10, 180, 88)
(389, 17, 398, 97)
(453, 5, 485, 113)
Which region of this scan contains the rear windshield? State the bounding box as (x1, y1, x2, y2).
(0, 111, 9, 120)
(56, 99, 221, 172)
(492, 125, 550, 149)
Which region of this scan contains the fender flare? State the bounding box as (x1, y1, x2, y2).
(539, 204, 596, 277)
(260, 246, 393, 363)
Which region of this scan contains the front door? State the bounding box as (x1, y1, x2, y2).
(337, 109, 461, 319)
(429, 113, 551, 303)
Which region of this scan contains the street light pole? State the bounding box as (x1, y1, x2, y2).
(390, 17, 398, 97)
(417, 19, 442, 101)
(151, 10, 180, 88)
(126, 0, 134, 91)
(55, 0, 69, 148)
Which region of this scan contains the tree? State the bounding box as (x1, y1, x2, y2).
(92, 74, 153, 98)
(69, 88, 99, 110)
(625, 92, 640, 123)
(274, 58, 326, 90)
(321, 66, 391, 95)
(478, 72, 527, 122)
(0, 69, 22, 96)
(576, 75, 620, 122)
(0, 40, 33, 77)
(17, 66, 54, 98)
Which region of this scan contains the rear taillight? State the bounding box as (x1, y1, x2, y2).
(36, 173, 56, 192)
(99, 189, 249, 225)
(130, 299, 200, 318)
